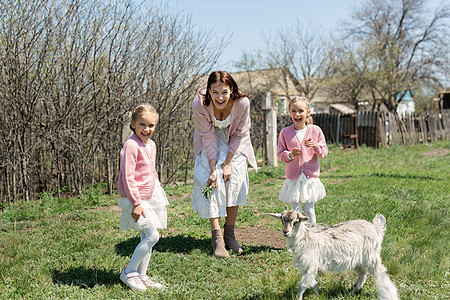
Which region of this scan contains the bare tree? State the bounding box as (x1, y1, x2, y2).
(233, 53, 294, 158)
(265, 22, 332, 100)
(0, 0, 221, 203)
(341, 0, 450, 111)
(325, 44, 371, 110)
(128, 8, 222, 185)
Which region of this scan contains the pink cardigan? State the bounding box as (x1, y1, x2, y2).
(277, 124, 328, 180)
(118, 133, 158, 206)
(192, 89, 258, 170)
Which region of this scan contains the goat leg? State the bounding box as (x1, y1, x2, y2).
(351, 267, 367, 294)
(313, 284, 319, 295)
(296, 283, 306, 300)
(297, 271, 317, 300)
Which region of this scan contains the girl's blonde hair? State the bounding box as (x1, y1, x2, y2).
(288, 96, 313, 125)
(130, 103, 159, 132)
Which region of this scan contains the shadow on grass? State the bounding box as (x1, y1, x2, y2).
(115, 234, 211, 256)
(242, 244, 284, 254)
(51, 266, 120, 288)
(238, 284, 311, 300)
(318, 285, 354, 299)
(115, 234, 283, 257)
(241, 284, 355, 300)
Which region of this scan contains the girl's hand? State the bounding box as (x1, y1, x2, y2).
(289, 147, 302, 158)
(132, 204, 146, 222)
(207, 170, 217, 188)
(222, 163, 232, 182)
(305, 138, 317, 149)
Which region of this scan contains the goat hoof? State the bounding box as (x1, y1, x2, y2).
(350, 287, 362, 295)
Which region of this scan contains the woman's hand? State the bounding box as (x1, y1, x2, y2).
(131, 204, 146, 222)
(222, 162, 232, 182)
(305, 138, 317, 149)
(207, 170, 217, 188)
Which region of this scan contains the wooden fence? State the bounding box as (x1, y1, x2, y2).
(379, 110, 449, 146)
(277, 110, 449, 148)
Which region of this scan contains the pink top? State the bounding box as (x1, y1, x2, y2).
(277, 124, 328, 180)
(118, 133, 158, 206)
(192, 89, 258, 170)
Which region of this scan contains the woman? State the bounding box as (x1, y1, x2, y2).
(191, 71, 257, 258)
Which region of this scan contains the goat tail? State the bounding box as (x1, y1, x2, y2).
(373, 213, 387, 235)
(375, 269, 399, 300)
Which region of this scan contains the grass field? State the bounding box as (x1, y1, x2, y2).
(0, 141, 449, 299)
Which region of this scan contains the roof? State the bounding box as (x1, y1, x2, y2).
(329, 103, 356, 114)
(438, 88, 450, 94)
(231, 68, 337, 104)
(201, 68, 355, 105)
(231, 68, 298, 97)
(396, 90, 414, 102)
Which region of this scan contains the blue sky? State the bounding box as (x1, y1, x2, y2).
(162, 0, 447, 72)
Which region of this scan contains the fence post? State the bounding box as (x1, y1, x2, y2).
(263, 92, 278, 167)
(378, 113, 387, 147)
(122, 112, 133, 144)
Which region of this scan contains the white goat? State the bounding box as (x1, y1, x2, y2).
(268, 209, 399, 300)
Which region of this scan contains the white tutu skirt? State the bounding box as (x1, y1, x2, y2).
(278, 173, 326, 204)
(191, 126, 249, 219)
(119, 183, 169, 230)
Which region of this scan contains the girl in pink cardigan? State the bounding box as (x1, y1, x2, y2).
(277, 97, 328, 223)
(118, 104, 169, 291)
(192, 71, 258, 258)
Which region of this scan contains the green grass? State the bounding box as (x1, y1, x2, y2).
(1, 141, 449, 299)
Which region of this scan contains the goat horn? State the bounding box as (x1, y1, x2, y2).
(267, 213, 282, 219)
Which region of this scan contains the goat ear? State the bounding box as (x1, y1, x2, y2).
(284, 205, 288, 211)
(296, 212, 308, 222)
(267, 213, 282, 219)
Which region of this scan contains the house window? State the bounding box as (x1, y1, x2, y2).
(278, 97, 286, 113)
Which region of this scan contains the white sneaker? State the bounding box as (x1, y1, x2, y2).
(120, 268, 147, 292)
(140, 275, 165, 289)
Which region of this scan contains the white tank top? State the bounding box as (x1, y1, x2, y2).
(214, 114, 232, 129)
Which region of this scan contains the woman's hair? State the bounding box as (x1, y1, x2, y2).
(203, 71, 247, 106)
(289, 96, 313, 125)
(129, 103, 159, 132)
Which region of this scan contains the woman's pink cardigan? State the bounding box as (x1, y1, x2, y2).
(118, 133, 157, 206)
(192, 90, 258, 170)
(277, 124, 328, 180)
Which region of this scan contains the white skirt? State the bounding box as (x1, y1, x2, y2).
(119, 182, 169, 230)
(191, 126, 249, 219)
(278, 173, 326, 204)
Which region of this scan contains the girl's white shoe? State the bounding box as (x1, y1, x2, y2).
(140, 275, 165, 289)
(120, 268, 147, 292)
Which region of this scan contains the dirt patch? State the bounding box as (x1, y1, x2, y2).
(324, 166, 340, 172)
(168, 193, 191, 201)
(423, 148, 449, 156)
(109, 205, 121, 213)
(104, 204, 286, 249)
(237, 225, 286, 250)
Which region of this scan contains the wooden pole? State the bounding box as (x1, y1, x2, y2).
(263, 92, 278, 167)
